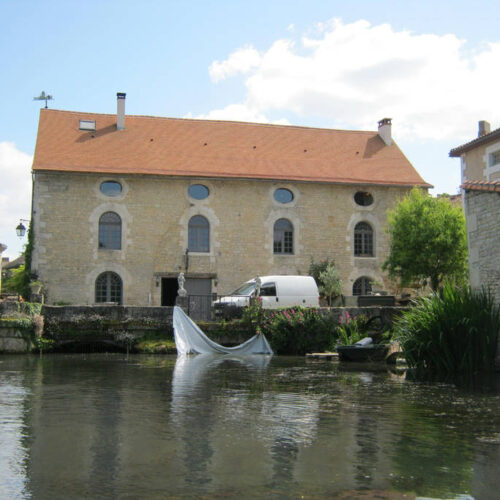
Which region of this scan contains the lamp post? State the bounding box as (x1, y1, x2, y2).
(16, 219, 30, 238)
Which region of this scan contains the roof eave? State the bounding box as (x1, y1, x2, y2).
(31, 166, 432, 188)
(449, 128, 500, 157)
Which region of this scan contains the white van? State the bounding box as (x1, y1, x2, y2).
(214, 275, 319, 317)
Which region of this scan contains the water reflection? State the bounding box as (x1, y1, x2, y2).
(0, 366, 30, 498)
(0, 354, 499, 499)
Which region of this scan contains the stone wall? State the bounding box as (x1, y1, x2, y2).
(42, 305, 174, 339)
(32, 171, 411, 306)
(0, 326, 35, 353)
(464, 189, 500, 369)
(464, 190, 500, 304)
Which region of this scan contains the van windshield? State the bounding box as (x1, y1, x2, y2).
(230, 282, 256, 296)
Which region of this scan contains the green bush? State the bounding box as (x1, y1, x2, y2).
(335, 312, 370, 346)
(260, 307, 337, 355)
(393, 284, 500, 375)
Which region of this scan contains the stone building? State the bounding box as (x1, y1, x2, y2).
(30, 94, 430, 306)
(449, 120, 500, 184)
(459, 181, 500, 305)
(450, 121, 500, 308)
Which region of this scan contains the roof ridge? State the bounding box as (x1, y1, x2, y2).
(41, 108, 376, 134)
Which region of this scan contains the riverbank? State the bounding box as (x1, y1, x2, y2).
(0, 302, 403, 354)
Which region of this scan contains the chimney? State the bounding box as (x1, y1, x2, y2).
(378, 118, 392, 146)
(478, 120, 490, 137)
(117, 92, 126, 130)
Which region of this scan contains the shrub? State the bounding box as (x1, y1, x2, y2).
(260, 307, 337, 355)
(393, 284, 500, 375)
(335, 312, 370, 346)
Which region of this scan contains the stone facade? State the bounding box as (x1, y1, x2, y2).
(463, 188, 500, 304)
(32, 171, 411, 305)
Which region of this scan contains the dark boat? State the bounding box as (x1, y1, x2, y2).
(336, 337, 390, 362)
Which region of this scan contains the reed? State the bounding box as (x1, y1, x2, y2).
(394, 284, 500, 375)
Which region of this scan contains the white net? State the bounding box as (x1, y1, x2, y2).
(173, 306, 273, 355)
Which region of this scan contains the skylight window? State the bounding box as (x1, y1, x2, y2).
(79, 119, 96, 131)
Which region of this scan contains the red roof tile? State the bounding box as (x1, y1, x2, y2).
(461, 180, 500, 193)
(32, 109, 431, 187)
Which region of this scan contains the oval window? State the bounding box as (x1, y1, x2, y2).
(188, 184, 210, 200)
(354, 191, 373, 206)
(274, 188, 294, 204)
(100, 181, 122, 197)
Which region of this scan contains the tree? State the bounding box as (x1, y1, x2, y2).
(382, 188, 468, 291)
(309, 258, 342, 305)
(318, 264, 343, 305)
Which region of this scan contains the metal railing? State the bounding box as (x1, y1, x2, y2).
(187, 294, 218, 321)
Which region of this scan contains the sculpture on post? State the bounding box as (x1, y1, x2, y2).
(175, 272, 188, 310)
(177, 272, 187, 297)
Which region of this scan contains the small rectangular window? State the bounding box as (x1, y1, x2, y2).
(490, 151, 500, 166)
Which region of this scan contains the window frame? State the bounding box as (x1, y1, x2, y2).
(188, 184, 210, 200)
(98, 211, 122, 250)
(273, 218, 294, 254)
(354, 191, 374, 207)
(273, 188, 294, 204)
(100, 180, 123, 197)
(188, 215, 210, 253)
(354, 221, 374, 257)
(353, 277, 372, 296)
(95, 271, 123, 304)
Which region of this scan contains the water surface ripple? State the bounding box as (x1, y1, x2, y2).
(0, 354, 499, 499)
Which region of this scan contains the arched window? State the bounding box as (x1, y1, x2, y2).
(353, 277, 372, 296)
(273, 218, 293, 254)
(99, 212, 121, 249)
(354, 222, 373, 257)
(188, 215, 210, 252)
(95, 272, 122, 304)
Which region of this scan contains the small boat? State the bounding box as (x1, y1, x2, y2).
(336, 337, 389, 362)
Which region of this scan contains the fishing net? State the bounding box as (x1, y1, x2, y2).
(173, 306, 273, 355)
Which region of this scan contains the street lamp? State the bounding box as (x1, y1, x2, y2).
(16, 219, 30, 238)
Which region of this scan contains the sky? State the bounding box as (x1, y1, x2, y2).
(1, 0, 499, 259)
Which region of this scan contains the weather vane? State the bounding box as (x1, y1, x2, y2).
(33, 91, 54, 108)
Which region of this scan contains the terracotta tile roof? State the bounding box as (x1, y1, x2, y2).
(449, 127, 500, 157)
(32, 109, 431, 187)
(461, 180, 500, 193)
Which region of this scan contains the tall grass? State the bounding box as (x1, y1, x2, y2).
(394, 284, 500, 375)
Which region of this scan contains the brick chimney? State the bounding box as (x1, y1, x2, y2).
(117, 92, 126, 130)
(378, 118, 392, 146)
(478, 120, 490, 137)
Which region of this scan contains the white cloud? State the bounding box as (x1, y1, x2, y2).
(209, 45, 261, 83)
(185, 104, 290, 125)
(206, 19, 500, 142)
(0, 142, 32, 259)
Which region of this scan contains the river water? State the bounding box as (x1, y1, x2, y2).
(0, 353, 499, 499)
